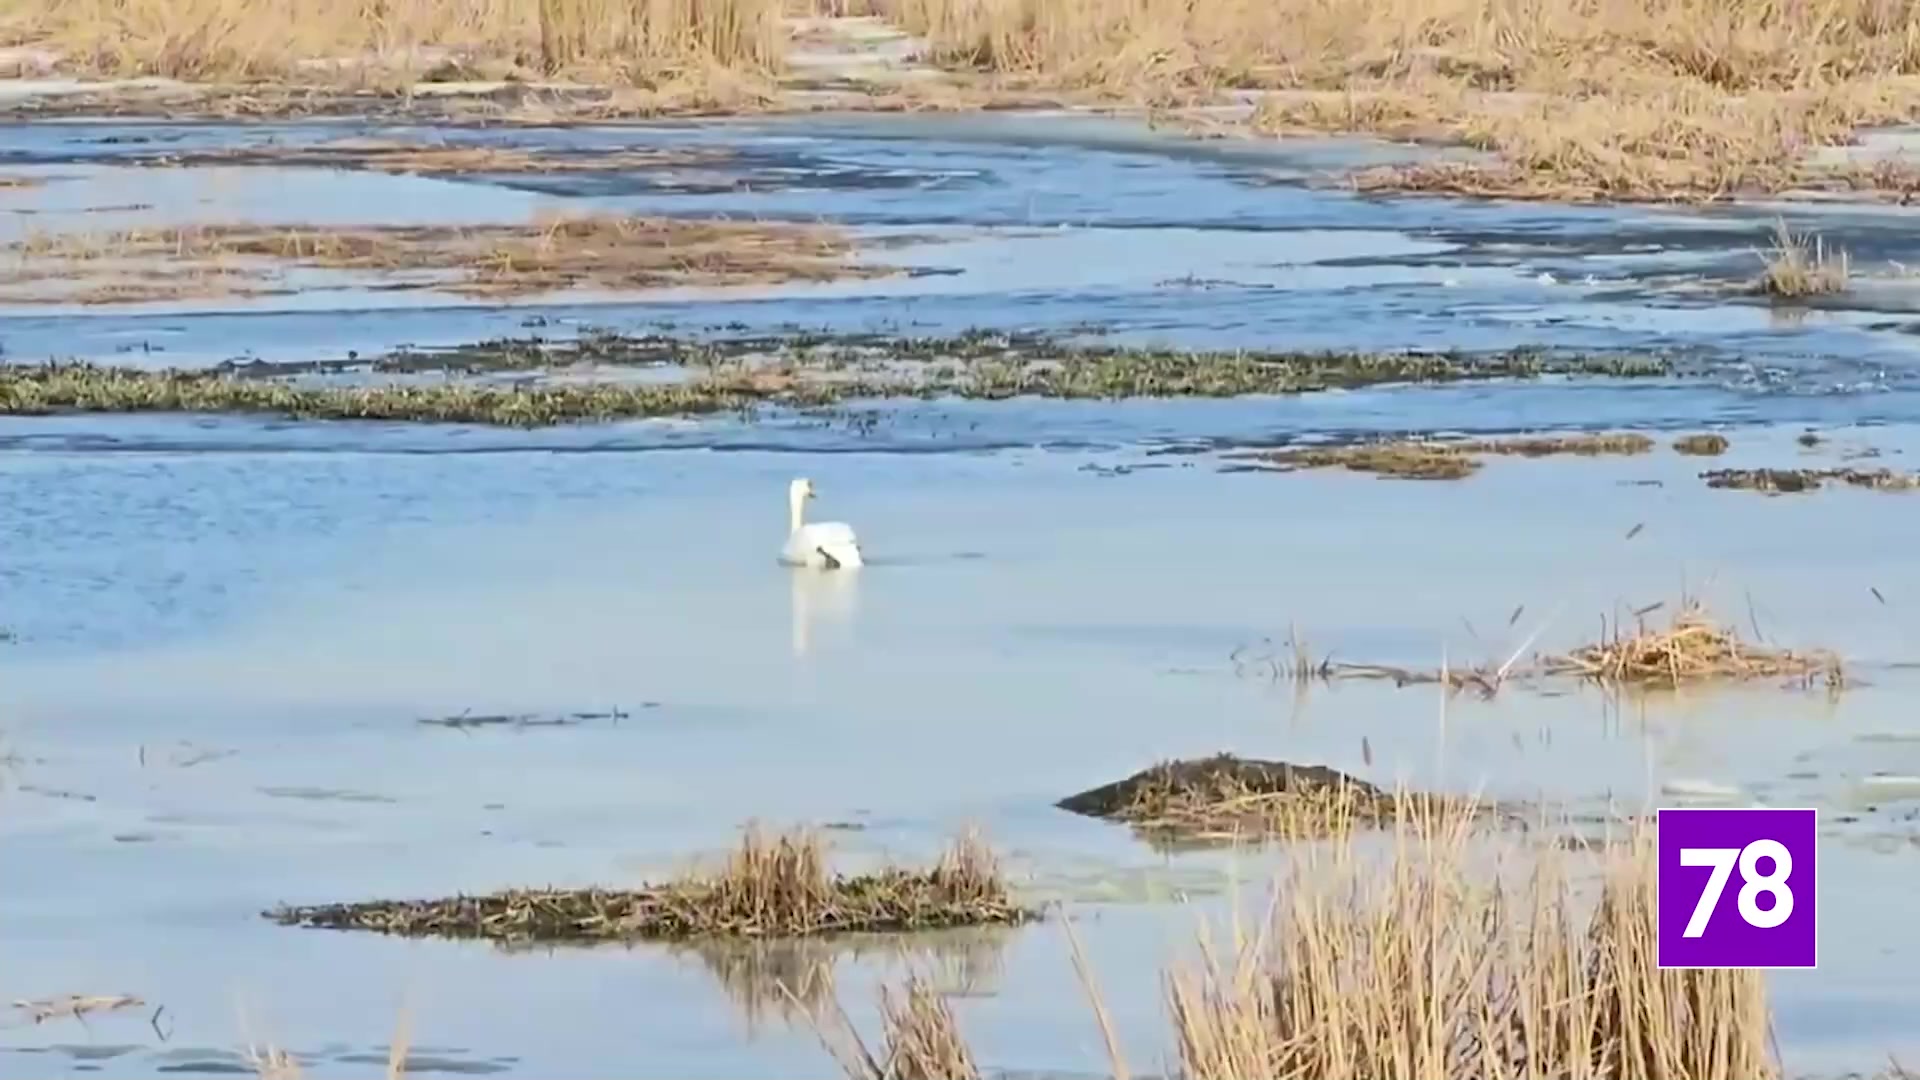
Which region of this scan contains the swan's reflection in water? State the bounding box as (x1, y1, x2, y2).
(789, 567, 861, 658)
(684, 926, 1012, 1037)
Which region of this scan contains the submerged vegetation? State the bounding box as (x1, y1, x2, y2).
(268, 825, 1034, 943)
(0, 343, 1677, 427)
(1245, 430, 1657, 480)
(0, 214, 887, 303)
(828, 799, 1778, 1080)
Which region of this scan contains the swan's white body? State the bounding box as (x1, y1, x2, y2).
(780, 477, 864, 569)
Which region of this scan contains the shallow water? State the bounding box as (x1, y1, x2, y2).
(4, 111, 1920, 1078)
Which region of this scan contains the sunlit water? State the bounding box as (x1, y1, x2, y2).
(4, 112, 1920, 1078)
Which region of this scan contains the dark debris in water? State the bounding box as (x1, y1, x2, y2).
(2, 336, 1679, 428)
(266, 825, 1037, 944)
(416, 706, 639, 731)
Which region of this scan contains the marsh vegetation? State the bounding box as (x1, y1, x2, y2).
(0, 344, 1677, 426)
(268, 825, 1035, 943)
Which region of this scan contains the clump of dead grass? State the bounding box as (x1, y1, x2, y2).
(1754, 218, 1852, 298)
(833, 798, 1778, 1080)
(2, 213, 886, 302)
(266, 823, 1036, 943)
(1539, 597, 1843, 689)
(6, 0, 783, 83)
(1255, 595, 1843, 695)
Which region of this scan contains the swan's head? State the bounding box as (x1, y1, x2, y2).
(790, 477, 817, 502)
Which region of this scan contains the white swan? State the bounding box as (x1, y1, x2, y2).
(779, 476, 864, 570)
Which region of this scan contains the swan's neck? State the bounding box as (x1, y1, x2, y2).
(788, 490, 805, 534)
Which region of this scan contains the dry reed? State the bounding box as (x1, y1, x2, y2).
(811, 973, 981, 1080)
(266, 824, 1036, 943)
(1540, 599, 1843, 688)
(1755, 219, 1852, 298)
(4, 0, 782, 82)
(831, 796, 1778, 1080)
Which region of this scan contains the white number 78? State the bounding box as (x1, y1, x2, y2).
(1680, 839, 1795, 938)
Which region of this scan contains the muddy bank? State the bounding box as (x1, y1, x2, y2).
(269, 827, 1036, 944)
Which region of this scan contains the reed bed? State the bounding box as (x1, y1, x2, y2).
(3, 0, 784, 82)
(874, 0, 1920, 202)
(267, 824, 1035, 943)
(826, 797, 1777, 1080)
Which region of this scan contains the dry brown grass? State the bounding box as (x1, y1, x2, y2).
(833, 797, 1778, 1080)
(1540, 597, 1843, 688)
(266, 824, 1036, 943)
(1251, 430, 1655, 481)
(875, 0, 1920, 201)
(1, 214, 890, 302)
(1755, 218, 1853, 297)
(2, 0, 782, 82)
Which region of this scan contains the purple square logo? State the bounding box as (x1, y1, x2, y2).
(1657, 807, 1817, 969)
